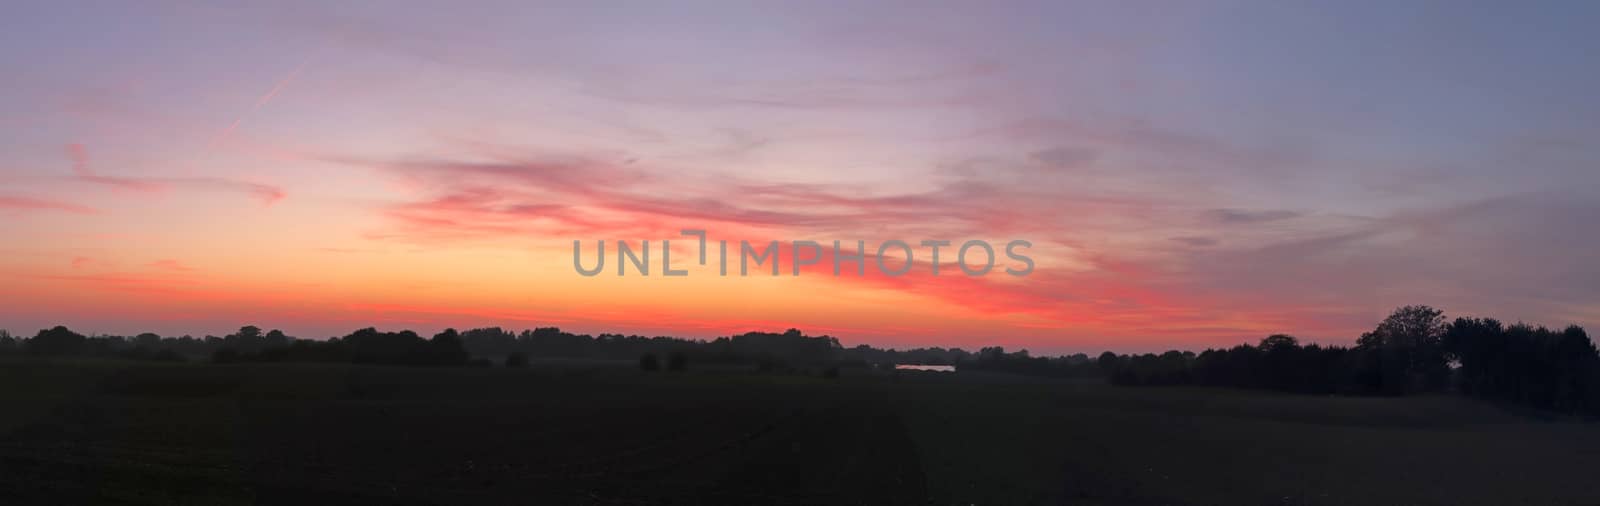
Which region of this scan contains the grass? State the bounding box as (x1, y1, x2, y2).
(0, 357, 1595, 505)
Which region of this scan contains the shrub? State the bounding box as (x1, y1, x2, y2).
(666, 352, 687, 372)
(639, 353, 660, 371)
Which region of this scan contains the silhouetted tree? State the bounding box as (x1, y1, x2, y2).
(27, 326, 87, 356)
(133, 332, 162, 348)
(460, 327, 517, 357)
(264, 329, 290, 348)
(1442, 317, 1600, 412)
(236, 326, 262, 340)
(1358, 305, 1449, 393)
(427, 329, 470, 366)
(961, 347, 1100, 378)
(1097, 351, 1119, 372)
(1258, 334, 1301, 390)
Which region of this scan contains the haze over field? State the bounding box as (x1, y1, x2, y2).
(2, 1, 1598, 352)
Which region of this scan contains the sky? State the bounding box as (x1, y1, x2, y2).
(2, 1, 1598, 353)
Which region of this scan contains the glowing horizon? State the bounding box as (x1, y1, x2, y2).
(3, 2, 1598, 353)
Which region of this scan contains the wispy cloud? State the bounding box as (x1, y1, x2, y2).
(65, 143, 286, 206)
(1170, 236, 1219, 247)
(345, 142, 1181, 247)
(67, 143, 162, 191)
(1207, 208, 1303, 224)
(0, 194, 99, 215)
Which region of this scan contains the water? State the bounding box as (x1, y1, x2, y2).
(894, 364, 955, 372)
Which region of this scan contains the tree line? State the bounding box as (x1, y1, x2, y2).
(0, 324, 1083, 374)
(3, 304, 1595, 414)
(1097, 306, 1600, 414)
(0, 325, 856, 370)
(0, 325, 475, 367)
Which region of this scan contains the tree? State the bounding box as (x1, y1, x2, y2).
(1258, 334, 1302, 391)
(1551, 325, 1598, 411)
(1097, 351, 1120, 371)
(264, 329, 290, 348)
(1358, 305, 1449, 393)
(236, 326, 263, 340)
(133, 332, 162, 348)
(427, 329, 469, 366)
(27, 326, 87, 356)
(1259, 334, 1300, 354)
(1443, 317, 1507, 396)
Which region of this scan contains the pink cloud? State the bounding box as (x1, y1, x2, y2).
(0, 194, 99, 215)
(348, 146, 1171, 247)
(67, 143, 164, 191)
(323, 141, 1600, 349)
(65, 143, 287, 206)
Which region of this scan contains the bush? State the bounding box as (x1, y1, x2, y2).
(639, 353, 660, 371)
(666, 352, 687, 372)
(505, 352, 529, 368)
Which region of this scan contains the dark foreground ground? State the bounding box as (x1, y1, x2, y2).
(1, 358, 1597, 505)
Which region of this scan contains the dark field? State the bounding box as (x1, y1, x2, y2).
(2, 359, 1597, 505)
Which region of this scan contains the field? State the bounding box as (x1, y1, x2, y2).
(1, 358, 1598, 505)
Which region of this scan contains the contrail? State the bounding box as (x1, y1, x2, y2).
(211, 56, 311, 147)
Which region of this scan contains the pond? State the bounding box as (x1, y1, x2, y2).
(894, 364, 955, 372)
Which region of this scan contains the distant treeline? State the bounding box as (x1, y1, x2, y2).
(0, 325, 927, 370)
(1097, 306, 1600, 414)
(3, 305, 1595, 413)
(0, 323, 1083, 375)
(0, 325, 475, 366)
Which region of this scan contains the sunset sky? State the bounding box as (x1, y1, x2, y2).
(2, 1, 1598, 353)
